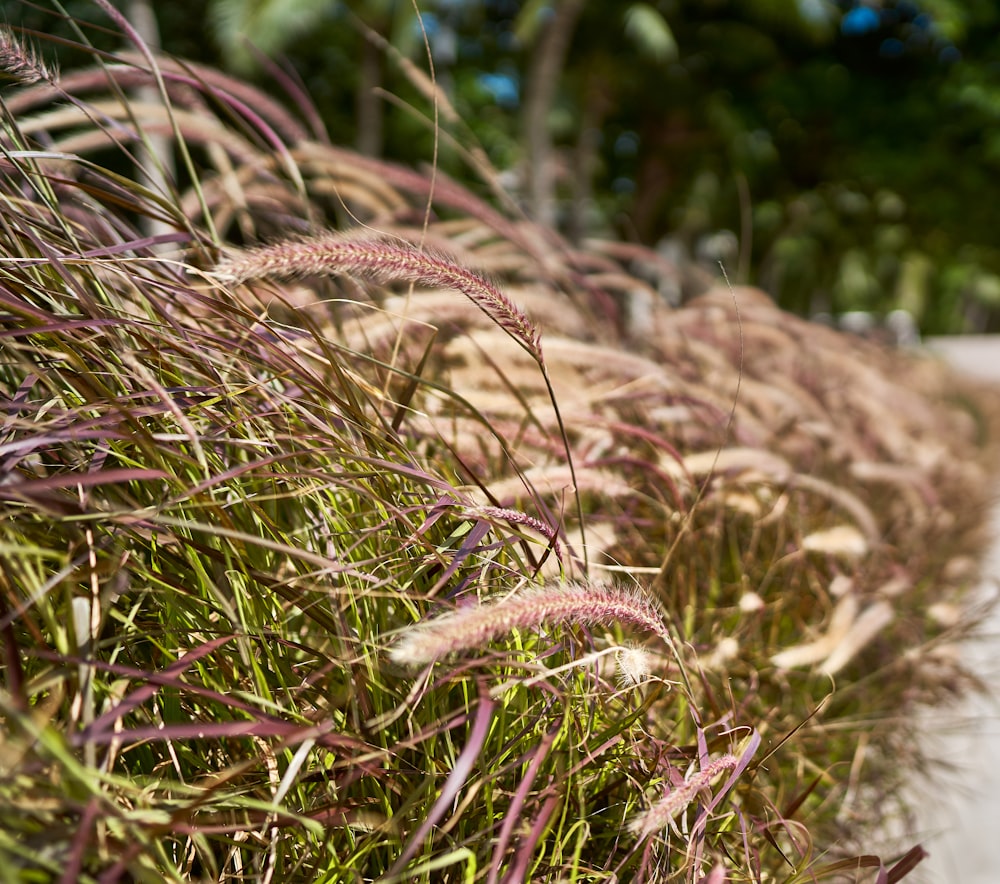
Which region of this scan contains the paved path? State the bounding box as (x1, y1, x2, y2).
(913, 337, 1000, 883)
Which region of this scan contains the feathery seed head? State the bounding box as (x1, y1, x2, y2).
(464, 505, 562, 558)
(214, 232, 543, 360)
(0, 27, 57, 86)
(629, 754, 739, 839)
(616, 643, 652, 687)
(389, 579, 670, 666)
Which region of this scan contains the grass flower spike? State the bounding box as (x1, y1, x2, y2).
(0, 27, 56, 85)
(390, 580, 670, 665)
(214, 232, 542, 359)
(465, 504, 562, 558)
(630, 754, 739, 839)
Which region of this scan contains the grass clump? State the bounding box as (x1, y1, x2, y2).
(1, 9, 998, 882)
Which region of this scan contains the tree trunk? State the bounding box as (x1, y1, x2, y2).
(569, 69, 611, 243)
(127, 0, 175, 246)
(357, 35, 384, 157)
(522, 0, 584, 228)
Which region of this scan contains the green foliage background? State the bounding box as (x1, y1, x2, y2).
(12, 0, 1000, 329)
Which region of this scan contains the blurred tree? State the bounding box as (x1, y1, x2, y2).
(209, 0, 334, 73)
(516, 0, 584, 227)
(548, 0, 1000, 330)
(208, 0, 441, 156)
(11, 0, 1000, 331)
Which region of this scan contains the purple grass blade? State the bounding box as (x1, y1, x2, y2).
(0, 467, 170, 495)
(386, 690, 496, 878)
(488, 721, 561, 884)
(888, 845, 927, 883)
(61, 796, 100, 884)
(81, 634, 239, 737)
(76, 720, 367, 750)
(428, 518, 492, 595)
(501, 794, 561, 884)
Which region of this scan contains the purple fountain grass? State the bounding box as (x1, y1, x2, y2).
(464, 504, 562, 558)
(212, 232, 587, 569)
(212, 232, 543, 361)
(0, 27, 57, 86)
(389, 579, 671, 666)
(630, 754, 739, 839)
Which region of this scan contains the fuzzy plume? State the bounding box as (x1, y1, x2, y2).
(630, 754, 739, 839)
(389, 580, 670, 666)
(616, 644, 653, 687)
(213, 232, 542, 359)
(0, 27, 56, 86)
(464, 505, 562, 558)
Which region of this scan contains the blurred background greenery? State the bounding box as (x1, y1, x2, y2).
(13, 0, 1000, 333)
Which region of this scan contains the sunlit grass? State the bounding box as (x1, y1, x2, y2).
(1, 9, 998, 882)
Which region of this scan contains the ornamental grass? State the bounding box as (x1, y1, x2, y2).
(1, 8, 998, 883)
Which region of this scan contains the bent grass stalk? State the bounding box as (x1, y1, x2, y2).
(214, 231, 589, 569)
